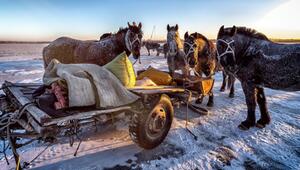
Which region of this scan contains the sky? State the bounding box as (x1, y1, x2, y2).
(0, 0, 299, 41)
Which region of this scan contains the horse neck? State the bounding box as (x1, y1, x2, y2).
(114, 32, 131, 56)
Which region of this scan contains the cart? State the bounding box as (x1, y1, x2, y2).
(0, 75, 214, 169)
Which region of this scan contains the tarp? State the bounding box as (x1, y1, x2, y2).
(43, 59, 139, 108)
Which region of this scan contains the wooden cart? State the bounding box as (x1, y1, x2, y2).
(0, 77, 213, 169)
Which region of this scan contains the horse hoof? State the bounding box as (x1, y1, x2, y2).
(229, 93, 234, 98)
(220, 88, 225, 92)
(256, 119, 270, 128)
(207, 102, 214, 107)
(238, 121, 255, 130)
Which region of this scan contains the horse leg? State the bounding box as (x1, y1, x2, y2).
(229, 75, 235, 98)
(220, 71, 227, 92)
(156, 49, 159, 56)
(207, 91, 214, 107)
(256, 87, 271, 128)
(239, 82, 256, 130)
(147, 48, 150, 56)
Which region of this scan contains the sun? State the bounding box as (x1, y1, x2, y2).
(255, 0, 300, 38)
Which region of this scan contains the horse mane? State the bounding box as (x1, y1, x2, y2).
(223, 26, 269, 40)
(190, 32, 211, 44)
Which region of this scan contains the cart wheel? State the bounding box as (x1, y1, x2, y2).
(129, 94, 173, 149)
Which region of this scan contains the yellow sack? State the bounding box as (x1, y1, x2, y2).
(104, 52, 136, 88)
(137, 67, 172, 85)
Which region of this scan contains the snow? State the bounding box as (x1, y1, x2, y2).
(0, 46, 299, 170)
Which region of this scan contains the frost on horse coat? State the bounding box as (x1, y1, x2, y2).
(43, 22, 143, 67)
(217, 26, 300, 130)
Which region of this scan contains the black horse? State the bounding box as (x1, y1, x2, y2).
(184, 32, 217, 106)
(217, 25, 300, 130)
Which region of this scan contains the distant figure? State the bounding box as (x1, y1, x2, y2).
(163, 43, 168, 58)
(156, 43, 168, 58)
(43, 22, 143, 67)
(99, 32, 112, 40)
(143, 41, 161, 56)
(217, 25, 300, 130)
(166, 24, 190, 78)
(184, 32, 217, 106)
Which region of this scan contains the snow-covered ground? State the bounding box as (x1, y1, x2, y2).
(0, 45, 299, 170)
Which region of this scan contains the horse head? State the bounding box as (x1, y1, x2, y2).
(184, 32, 212, 70)
(216, 25, 237, 72)
(167, 24, 182, 56)
(125, 22, 143, 59)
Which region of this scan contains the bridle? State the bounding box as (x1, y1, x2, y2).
(216, 39, 235, 62)
(184, 41, 196, 59)
(216, 39, 242, 74)
(125, 30, 141, 51)
(125, 30, 141, 64)
(183, 41, 212, 78)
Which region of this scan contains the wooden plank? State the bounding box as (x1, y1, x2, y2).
(44, 106, 131, 126)
(128, 86, 185, 95)
(131, 88, 185, 95)
(7, 86, 52, 125)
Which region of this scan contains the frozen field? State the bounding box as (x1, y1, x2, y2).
(0, 44, 299, 170)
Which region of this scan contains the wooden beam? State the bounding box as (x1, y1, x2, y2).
(44, 106, 131, 126)
(7, 86, 52, 125)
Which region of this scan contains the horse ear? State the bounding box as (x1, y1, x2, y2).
(184, 32, 189, 39)
(218, 25, 224, 35)
(175, 24, 178, 31)
(167, 24, 170, 31)
(138, 22, 142, 29)
(231, 25, 237, 36)
(127, 22, 131, 28)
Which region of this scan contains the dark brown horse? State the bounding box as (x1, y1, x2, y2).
(43, 22, 143, 67)
(99, 32, 112, 40)
(217, 25, 300, 130)
(184, 32, 217, 107)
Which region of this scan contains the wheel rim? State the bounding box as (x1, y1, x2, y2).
(146, 103, 167, 138)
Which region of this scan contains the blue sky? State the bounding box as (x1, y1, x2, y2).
(0, 0, 298, 41)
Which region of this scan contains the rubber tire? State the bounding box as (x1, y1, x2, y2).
(129, 94, 174, 149)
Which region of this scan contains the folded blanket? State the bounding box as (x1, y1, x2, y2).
(43, 59, 139, 108)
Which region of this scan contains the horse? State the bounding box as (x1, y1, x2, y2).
(216, 25, 300, 130)
(162, 43, 168, 58)
(43, 22, 143, 67)
(166, 24, 190, 78)
(143, 41, 161, 56)
(99, 32, 112, 40)
(184, 32, 217, 107)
